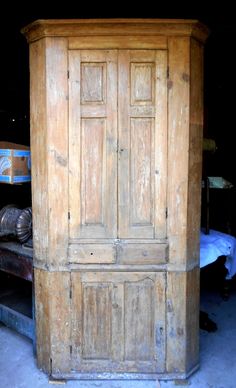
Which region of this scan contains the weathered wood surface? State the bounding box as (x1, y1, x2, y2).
(118, 50, 167, 240)
(30, 38, 68, 268)
(69, 50, 117, 240)
(34, 269, 71, 374)
(23, 19, 208, 379)
(187, 38, 204, 268)
(22, 19, 209, 44)
(166, 268, 199, 373)
(71, 271, 165, 373)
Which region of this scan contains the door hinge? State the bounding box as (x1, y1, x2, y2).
(166, 208, 168, 218)
(69, 287, 72, 299)
(67, 70, 70, 79)
(167, 66, 169, 79)
(68, 211, 70, 220)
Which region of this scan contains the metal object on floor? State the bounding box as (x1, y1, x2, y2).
(0, 204, 32, 243)
(16, 207, 32, 243)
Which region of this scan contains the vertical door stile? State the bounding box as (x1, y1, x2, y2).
(68, 50, 81, 240)
(154, 50, 168, 239)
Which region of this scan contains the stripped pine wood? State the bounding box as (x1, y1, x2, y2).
(23, 19, 208, 379)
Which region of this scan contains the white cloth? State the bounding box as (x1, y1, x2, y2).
(200, 229, 236, 279)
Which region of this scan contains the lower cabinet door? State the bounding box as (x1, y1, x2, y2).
(71, 271, 166, 373)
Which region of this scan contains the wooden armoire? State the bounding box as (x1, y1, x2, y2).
(22, 19, 209, 380)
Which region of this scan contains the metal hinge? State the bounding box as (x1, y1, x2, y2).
(166, 208, 168, 218)
(68, 211, 70, 220)
(167, 66, 169, 79)
(69, 287, 72, 299)
(67, 70, 70, 79)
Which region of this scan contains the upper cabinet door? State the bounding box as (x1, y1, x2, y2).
(118, 50, 167, 239)
(68, 50, 118, 239)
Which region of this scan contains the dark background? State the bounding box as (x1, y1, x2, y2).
(0, 5, 236, 232)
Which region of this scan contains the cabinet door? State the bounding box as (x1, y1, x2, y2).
(118, 50, 167, 239)
(71, 271, 166, 373)
(68, 50, 118, 239)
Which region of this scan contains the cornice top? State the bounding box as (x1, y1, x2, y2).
(21, 18, 209, 44)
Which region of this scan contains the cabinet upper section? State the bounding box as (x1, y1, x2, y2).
(21, 19, 209, 44)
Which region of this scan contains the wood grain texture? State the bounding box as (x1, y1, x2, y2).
(187, 39, 204, 267)
(22, 19, 209, 44)
(117, 242, 167, 265)
(46, 37, 69, 266)
(71, 272, 165, 373)
(34, 268, 51, 372)
(166, 268, 199, 373)
(34, 269, 71, 374)
(25, 20, 208, 379)
(68, 243, 116, 264)
(30, 37, 69, 267)
(69, 50, 117, 241)
(118, 50, 167, 240)
(167, 37, 190, 265)
(69, 36, 167, 50)
(30, 39, 48, 263)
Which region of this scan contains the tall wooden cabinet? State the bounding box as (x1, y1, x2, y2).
(22, 19, 209, 380)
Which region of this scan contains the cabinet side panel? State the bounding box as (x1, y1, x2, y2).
(187, 39, 204, 267)
(34, 268, 51, 372)
(186, 267, 200, 372)
(167, 37, 190, 265)
(45, 37, 69, 266)
(30, 40, 48, 263)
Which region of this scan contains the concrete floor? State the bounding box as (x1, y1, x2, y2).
(1, 275, 236, 388)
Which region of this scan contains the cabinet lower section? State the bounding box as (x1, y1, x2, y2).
(34, 267, 199, 379)
(70, 271, 165, 373)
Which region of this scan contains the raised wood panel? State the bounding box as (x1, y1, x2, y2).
(117, 242, 167, 264)
(118, 50, 167, 239)
(71, 272, 165, 372)
(124, 278, 154, 361)
(130, 118, 153, 226)
(82, 283, 111, 359)
(81, 63, 106, 104)
(69, 50, 117, 241)
(131, 63, 154, 105)
(81, 118, 105, 225)
(68, 243, 116, 264)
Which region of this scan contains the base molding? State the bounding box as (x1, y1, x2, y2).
(51, 362, 200, 381)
